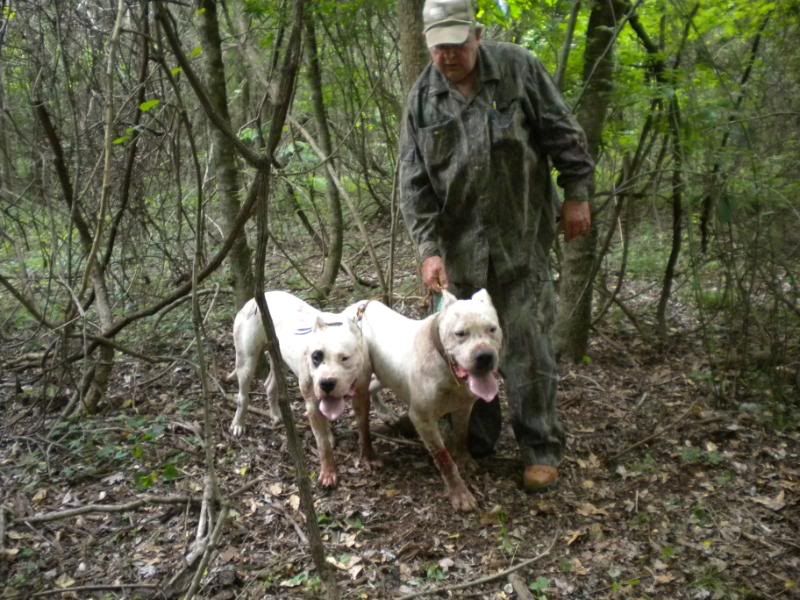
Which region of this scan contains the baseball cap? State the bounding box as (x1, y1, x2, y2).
(422, 0, 476, 48)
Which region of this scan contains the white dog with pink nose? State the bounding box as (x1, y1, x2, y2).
(348, 289, 503, 511)
(229, 291, 377, 488)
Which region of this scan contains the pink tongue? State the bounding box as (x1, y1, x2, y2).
(320, 397, 345, 420)
(468, 373, 498, 402)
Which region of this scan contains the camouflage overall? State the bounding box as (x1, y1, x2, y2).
(399, 41, 594, 466)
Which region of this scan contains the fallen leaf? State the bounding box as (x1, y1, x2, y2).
(655, 573, 676, 585)
(55, 573, 75, 589)
(288, 494, 300, 511)
(32, 488, 48, 504)
(751, 490, 786, 511)
(576, 502, 608, 517)
(269, 483, 283, 496)
(564, 529, 584, 546)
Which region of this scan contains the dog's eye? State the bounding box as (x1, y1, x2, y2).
(311, 350, 324, 366)
(340, 355, 350, 362)
(455, 330, 466, 338)
(488, 326, 497, 334)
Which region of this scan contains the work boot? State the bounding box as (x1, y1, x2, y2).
(523, 464, 558, 492)
(467, 397, 502, 458)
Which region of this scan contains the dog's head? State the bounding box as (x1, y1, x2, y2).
(437, 289, 503, 401)
(304, 316, 368, 420)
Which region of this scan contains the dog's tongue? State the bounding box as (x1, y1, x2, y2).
(468, 373, 499, 402)
(319, 397, 345, 420)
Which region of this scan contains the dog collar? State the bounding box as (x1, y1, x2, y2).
(429, 313, 463, 386)
(294, 321, 344, 335)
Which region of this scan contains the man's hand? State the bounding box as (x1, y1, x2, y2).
(561, 200, 592, 241)
(421, 256, 449, 293)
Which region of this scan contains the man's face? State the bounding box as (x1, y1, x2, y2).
(429, 29, 481, 85)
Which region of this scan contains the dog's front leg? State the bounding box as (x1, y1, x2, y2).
(306, 400, 338, 488)
(353, 387, 381, 471)
(449, 403, 478, 475)
(409, 407, 478, 512)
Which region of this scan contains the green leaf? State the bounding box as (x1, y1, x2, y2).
(190, 46, 203, 59)
(170, 66, 183, 77)
(530, 576, 551, 592)
(139, 99, 161, 113)
(162, 463, 180, 481)
(112, 135, 130, 145)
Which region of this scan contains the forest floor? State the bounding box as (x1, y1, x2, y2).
(1, 280, 799, 599)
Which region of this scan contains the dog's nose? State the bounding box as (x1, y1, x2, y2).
(474, 351, 496, 373)
(319, 378, 337, 394)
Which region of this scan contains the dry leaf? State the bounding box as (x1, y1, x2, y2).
(55, 573, 76, 589)
(655, 573, 676, 585)
(288, 494, 300, 511)
(564, 529, 584, 546)
(576, 502, 608, 517)
(751, 489, 785, 511)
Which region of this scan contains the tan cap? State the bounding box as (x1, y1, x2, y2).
(423, 0, 475, 48)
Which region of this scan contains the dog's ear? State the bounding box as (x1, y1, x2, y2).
(312, 315, 327, 332)
(440, 289, 458, 308)
(471, 288, 494, 306)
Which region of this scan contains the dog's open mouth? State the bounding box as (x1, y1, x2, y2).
(453, 365, 499, 402)
(318, 383, 356, 420)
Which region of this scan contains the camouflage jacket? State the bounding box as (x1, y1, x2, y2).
(399, 41, 594, 287)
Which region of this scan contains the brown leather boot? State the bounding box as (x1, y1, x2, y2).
(523, 465, 558, 492)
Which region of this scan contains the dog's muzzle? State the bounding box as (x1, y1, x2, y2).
(452, 351, 499, 402)
(317, 381, 357, 420)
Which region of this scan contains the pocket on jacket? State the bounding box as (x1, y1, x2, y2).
(418, 118, 459, 171)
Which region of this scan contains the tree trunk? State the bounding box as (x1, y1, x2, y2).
(304, 13, 343, 300)
(197, 0, 255, 309)
(397, 0, 427, 93)
(555, 0, 622, 362)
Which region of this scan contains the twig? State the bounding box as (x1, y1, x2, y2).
(0, 505, 6, 551)
(508, 572, 535, 600)
(183, 503, 229, 599)
(266, 499, 308, 545)
(20, 494, 198, 524)
(397, 532, 557, 599)
(23, 584, 161, 598)
(608, 400, 699, 463)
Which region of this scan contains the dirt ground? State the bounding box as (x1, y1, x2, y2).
(1, 302, 798, 599)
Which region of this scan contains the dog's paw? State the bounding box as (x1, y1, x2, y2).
(448, 486, 478, 512)
(229, 421, 245, 437)
(318, 467, 338, 488)
(357, 453, 383, 472)
(454, 455, 479, 475)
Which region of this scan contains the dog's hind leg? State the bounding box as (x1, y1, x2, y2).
(231, 342, 257, 437)
(265, 356, 281, 424)
(409, 407, 478, 512)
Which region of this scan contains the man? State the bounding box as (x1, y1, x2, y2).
(399, 0, 594, 491)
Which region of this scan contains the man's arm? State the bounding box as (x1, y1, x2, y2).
(525, 55, 595, 240)
(398, 102, 448, 290)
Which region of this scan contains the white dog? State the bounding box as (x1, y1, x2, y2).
(349, 290, 503, 511)
(229, 291, 377, 487)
